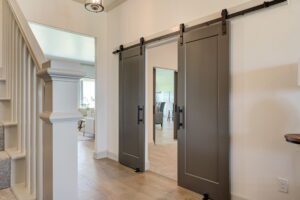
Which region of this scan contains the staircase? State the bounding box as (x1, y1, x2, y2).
(0, 0, 46, 199)
(0, 1, 84, 199)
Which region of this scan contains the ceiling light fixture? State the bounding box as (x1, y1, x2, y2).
(85, 0, 104, 13)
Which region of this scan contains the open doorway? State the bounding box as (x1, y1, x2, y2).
(29, 22, 97, 142)
(29, 22, 97, 198)
(146, 39, 178, 181)
(153, 68, 177, 145)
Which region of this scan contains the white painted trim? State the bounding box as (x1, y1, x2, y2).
(37, 67, 85, 82)
(107, 151, 118, 161)
(6, 0, 49, 71)
(11, 183, 36, 200)
(45, 55, 95, 67)
(145, 161, 150, 171)
(113, 0, 288, 51)
(93, 151, 118, 161)
(6, 148, 26, 160)
(0, 67, 5, 79)
(2, 121, 18, 127)
(93, 151, 107, 159)
(0, 97, 11, 101)
(40, 112, 82, 124)
(231, 194, 249, 200)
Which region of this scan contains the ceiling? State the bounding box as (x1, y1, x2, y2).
(73, 0, 127, 11)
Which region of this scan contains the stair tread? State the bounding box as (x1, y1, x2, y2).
(11, 183, 35, 200)
(0, 97, 10, 101)
(0, 151, 10, 161)
(0, 188, 17, 200)
(5, 149, 25, 160)
(1, 122, 18, 127)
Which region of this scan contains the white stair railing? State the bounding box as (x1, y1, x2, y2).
(2, 0, 83, 199)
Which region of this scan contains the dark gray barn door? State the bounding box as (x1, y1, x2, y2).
(119, 46, 145, 172)
(177, 23, 230, 200)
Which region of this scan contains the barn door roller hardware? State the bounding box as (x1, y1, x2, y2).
(118, 45, 124, 60)
(140, 37, 145, 55)
(113, 0, 287, 54)
(203, 193, 210, 200)
(221, 9, 228, 35)
(180, 23, 185, 45)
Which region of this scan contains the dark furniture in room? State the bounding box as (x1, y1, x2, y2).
(155, 102, 166, 127)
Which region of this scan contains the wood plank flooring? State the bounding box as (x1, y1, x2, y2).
(78, 140, 203, 200)
(0, 189, 16, 200)
(149, 142, 177, 181)
(149, 121, 177, 180)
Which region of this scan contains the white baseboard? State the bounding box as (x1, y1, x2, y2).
(231, 194, 248, 200)
(94, 151, 118, 161)
(93, 151, 107, 159)
(145, 160, 150, 171)
(107, 151, 118, 161)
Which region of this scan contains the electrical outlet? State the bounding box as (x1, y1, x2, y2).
(278, 178, 289, 193)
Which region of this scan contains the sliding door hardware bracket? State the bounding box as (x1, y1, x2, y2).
(180, 23, 185, 45)
(140, 37, 145, 55)
(221, 9, 228, 35)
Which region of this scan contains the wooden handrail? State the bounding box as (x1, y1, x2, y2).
(6, 0, 50, 71)
(285, 134, 300, 145)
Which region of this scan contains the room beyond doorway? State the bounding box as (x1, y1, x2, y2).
(146, 40, 178, 181)
(153, 68, 177, 145)
(151, 68, 177, 180)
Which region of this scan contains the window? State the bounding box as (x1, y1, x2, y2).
(80, 78, 95, 109)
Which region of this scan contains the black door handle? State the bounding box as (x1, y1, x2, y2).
(137, 105, 144, 124)
(177, 106, 184, 130)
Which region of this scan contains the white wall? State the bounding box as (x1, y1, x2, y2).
(107, 0, 300, 200)
(29, 22, 96, 64)
(16, 0, 109, 155)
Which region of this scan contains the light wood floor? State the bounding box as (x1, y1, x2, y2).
(149, 119, 177, 180)
(149, 142, 177, 181)
(0, 189, 16, 200)
(78, 140, 203, 200)
(154, 120, 176, 145)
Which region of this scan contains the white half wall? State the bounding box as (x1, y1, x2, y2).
(107, 0, 300, 199)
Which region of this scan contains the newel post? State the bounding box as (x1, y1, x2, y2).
(37, 64, 84, 200)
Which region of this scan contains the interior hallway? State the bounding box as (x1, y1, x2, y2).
(78, 140, 202, 200)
